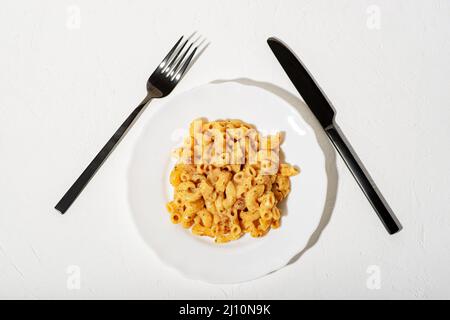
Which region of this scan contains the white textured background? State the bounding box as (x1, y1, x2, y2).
(1, 0, 449, 299)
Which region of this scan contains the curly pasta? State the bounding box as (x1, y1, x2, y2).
(166, 119, 300, 243)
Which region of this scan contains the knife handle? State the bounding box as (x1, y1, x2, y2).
(325, 125, 402, 234)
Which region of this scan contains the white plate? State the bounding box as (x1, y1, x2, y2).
(128, 81, 327, 283)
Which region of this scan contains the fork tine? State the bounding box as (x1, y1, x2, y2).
(163, 38, 188, 73)
(168, 43, 193, 79)
(159, 36, 183, 69)
(173, 46, 197, 81)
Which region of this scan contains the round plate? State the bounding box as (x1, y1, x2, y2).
(128, 81, 327, 283)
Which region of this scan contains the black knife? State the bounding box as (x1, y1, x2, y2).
(267, 37, 402, 234)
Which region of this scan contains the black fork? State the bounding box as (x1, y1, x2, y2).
(55, 35, 203, 214)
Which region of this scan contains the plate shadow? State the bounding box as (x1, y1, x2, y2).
(211, 78, 338, 265)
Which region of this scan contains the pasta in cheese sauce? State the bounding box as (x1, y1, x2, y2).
(166, 119, 299, 243)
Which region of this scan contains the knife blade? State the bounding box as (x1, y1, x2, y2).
(267, 37, 402, 234)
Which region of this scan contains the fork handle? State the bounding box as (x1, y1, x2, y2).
(325, 125, 402, 234)
(55, 95, 152, 214)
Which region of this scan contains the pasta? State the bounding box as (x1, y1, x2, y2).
(166, 119, 300, 243)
